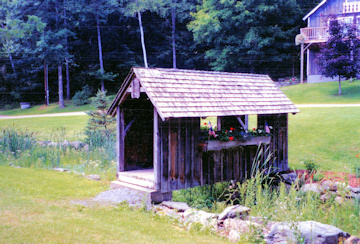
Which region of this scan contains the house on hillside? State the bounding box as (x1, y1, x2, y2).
(107, 67, 299, 202)
(298, 0, 360, 83)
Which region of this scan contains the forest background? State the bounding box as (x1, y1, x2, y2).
(0, 0, 317, 107)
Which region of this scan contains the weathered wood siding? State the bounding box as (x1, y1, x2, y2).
(159, 118, 202, 193)
(258, 114, 289, 173)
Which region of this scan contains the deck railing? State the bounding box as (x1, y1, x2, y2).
(343, 2, 360, 13)
(300, 27, 328, 42)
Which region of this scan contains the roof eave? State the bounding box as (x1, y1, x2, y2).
(303, 0, 327, 21)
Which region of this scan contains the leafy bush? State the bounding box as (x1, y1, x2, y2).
(304, 160, 319, 173)
(72, 85, 92, 106)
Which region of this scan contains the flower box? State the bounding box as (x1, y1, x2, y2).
(202, 136, 271, 152)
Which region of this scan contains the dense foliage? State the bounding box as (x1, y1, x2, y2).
(316, 20, 360, 95)
(0, 0, 315, 107)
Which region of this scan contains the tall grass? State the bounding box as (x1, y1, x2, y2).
(0, 127, 117, 181)
(174, 149, 360, 237)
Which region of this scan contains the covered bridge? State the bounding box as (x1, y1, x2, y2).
(107, 67, 299, 202)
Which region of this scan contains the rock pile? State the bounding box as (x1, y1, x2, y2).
(153, 201, 358, 243)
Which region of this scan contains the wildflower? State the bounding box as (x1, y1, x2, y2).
(253, 128, 256, 131)
(356, 155, 359, 158)
(204, 122, 207, 125)
(229, 136, 234, 141)
(230, 127, 234, 131)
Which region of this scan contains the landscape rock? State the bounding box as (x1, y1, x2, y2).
(83, 144, 89, 152)
(265, 221, 350, 244)
(85, 174, 101, 181)
(322, 180, 337, 191)
(345, 236, 360, 244)
(349, 192, 360, 199)
(301, 183, 322, 193)
(223, 218, 261, 233)
(347, 186, 360, 194)
(156, 208, 180, 220)
(160, 201, 190, 212)
(54, 167, 69, 172)
(335, 196, 345, 204)
(218, 205, 251, 220)
(320, 193, 333, 203)
(183, 209, 218, 230)
(69, 141, 85, 150)
(37, 140, 51, 146)
(228, 229, 242, 242)
(280, 172, 298, 185)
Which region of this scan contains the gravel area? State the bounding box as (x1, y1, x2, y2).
(71, 188, 152, 209)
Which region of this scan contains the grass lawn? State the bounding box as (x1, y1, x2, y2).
(0, 100, 94, 116)
(281, 79, 360, 104)
(0, 166, 228, 243)
(0, 116, 88, 141)
(288, 107, 360, 172)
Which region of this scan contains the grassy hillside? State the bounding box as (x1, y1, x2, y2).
(0, 116, 88, 141)
(281, 80, 360, 104)
(0, 166, 228, 243)
(289, 107, 360, 172)
(0, 101, 94, 116)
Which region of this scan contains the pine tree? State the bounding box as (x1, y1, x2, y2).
(85, 90, 116, 147)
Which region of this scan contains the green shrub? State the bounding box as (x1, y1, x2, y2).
(0, 127, 36, 157)
(72, 85, 92, 106)
(304, 160, 319, 173)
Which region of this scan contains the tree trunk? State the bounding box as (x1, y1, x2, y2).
(138, 10, 148, 68)
(44, 61, 49, 106)
(171, 5, 176, 69)
(96, 14, 105, 91)
(58, 64, 65, 108)
(65, 58, 70, 99)
(338, 76, 342, 96)
(64, 4, 71, 100)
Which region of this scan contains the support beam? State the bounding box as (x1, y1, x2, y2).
(217, 116, 221, 130)
(236, 116, 247, 131)
(300, 42, 304, 84)
(153, 107, 161, 190)
(116, 106, 125, 174)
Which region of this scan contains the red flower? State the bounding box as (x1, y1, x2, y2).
(253, 128, 256, 131)
(356, 155, 359, 158)
(230, 127, 234, 131)
(204, 123, 207, 125)
(229, 136, 234, 141)
(225, 130, 228, 133)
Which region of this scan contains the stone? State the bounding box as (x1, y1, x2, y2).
(160, 201, 190, 212)
(265, 221, 350, 244)
(322, 180, 337, 191)
(228, 230, 241, 242)
(82, 144, 89, 152)
(156, 208, 180, 220)
(349, 192, 360, 199)
(223, 218, 261, 233)
(320, 193, 333, 202)
(280, 172, 298, 185)
(37, 140, 51, 146)
(69, 141, 85, 150)
(86, 174, 101, 181)
(54, 167, 69, 172)
(347, 186, 360, 194)
(335, 196, 345, 204)
(218, 205, 251, 220)
(301, 183, 322, 193)
(345, 236, 360, 244)
(183, 209, 218, 230)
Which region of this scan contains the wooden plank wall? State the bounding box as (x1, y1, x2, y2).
(202, 145, 267, 185)
(159, 118, 202, 193)
(258, 113, 289, 173)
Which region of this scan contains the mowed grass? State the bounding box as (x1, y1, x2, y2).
(281, 80, 360, 104)
(0, 166, 228, 243)
(0, 116, 88, 141)
(0, 100, 94, 116)
(288, 107, 360, 172)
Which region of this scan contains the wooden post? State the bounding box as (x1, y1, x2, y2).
(153, 107, 161, 190)
(116, 106, 125, 174)
(300, 42, 304, 84)
(217, 116, 221, 130)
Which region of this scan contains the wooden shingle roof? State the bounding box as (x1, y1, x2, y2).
(107, 67, 299, 120)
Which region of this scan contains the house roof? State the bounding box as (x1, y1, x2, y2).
(107, 67, 299, 120)
(303, 0, 327, 21)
